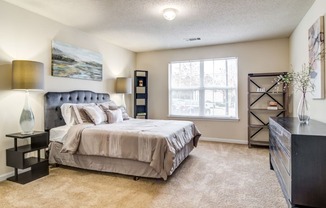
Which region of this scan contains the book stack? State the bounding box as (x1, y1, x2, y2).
(136, 112, 147, 119)
(267, 101, 278, 110)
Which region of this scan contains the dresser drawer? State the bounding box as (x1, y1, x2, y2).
(274, 137, 290, 174)
(270, 137, 291, 199)
(269, 119, 291, 155)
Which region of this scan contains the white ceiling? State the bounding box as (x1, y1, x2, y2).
(4, 0, 315, 52)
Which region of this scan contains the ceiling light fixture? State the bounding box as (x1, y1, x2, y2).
(163, 8, 177, 21)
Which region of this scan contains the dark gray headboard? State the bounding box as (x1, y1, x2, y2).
(44, 90, 110, 131)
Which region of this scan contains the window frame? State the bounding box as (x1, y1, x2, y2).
(168, 57, 239, 120)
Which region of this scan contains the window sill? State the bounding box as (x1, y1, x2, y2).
(167, 115, 240, 121)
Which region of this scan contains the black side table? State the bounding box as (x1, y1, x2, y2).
(6, 131, 49, 184)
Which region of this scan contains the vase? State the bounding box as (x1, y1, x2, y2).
(297, 92, 310, 124)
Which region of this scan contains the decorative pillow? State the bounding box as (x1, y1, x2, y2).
(98, 100, 118, 110)
(117, 106, 130, 120)
(60, 103, 76, 125)
(71, 103, 96, 124)
(105, 109, 123, 124)
(101, 104, 130, 120)
(83, 105, 107, 125)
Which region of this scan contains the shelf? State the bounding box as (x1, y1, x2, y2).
(7, 160, 49, 184)
(249, 141, 269, 147)
(250, 124, 268, 128)
(249, 92, 285, 94)
(248, 72, 288, 147)
(249, 108, 285, 111)
(5, 131, 47, 139)
(7, 144, 47, 153)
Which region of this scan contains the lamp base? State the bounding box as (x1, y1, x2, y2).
(19, 91, 35, 134)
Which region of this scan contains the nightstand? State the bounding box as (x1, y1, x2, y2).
(6, 131, 49, 184)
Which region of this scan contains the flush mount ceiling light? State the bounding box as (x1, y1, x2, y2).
(163, 8, 177, 21)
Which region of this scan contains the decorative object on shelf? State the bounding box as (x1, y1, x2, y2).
(51, 40, 103, 81)
(138, 80, 143, 86)
(308, 16, 325, 99)
(12, 60, 44, 134)
(115, 77, 132, 108)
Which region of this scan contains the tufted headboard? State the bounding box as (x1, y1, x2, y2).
(44, 90, 110, 131)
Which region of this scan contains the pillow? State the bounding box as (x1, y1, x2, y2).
(98, 100, 118, 110)
(101, 104, 130, 120)
(71, 103, 96, 124)
(105, 109, 123, 124)
(117, 106, 130, 120)
(83, 105, 107, 125)
(60, 103, 76, 126)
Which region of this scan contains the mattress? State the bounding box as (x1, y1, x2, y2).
(49, 125, 70, 143)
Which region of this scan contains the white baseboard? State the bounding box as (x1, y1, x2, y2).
(200, 137, 248, 144)
(0, 168, 31, 182)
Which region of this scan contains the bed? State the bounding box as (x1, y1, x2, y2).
(45, 90, 201, 180)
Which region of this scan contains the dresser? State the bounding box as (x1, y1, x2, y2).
(269, 117, 326, 207)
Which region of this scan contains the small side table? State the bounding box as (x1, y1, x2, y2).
(6, 131, 49, 184)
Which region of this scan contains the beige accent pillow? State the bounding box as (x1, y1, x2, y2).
(71, 103, 96, 124)
(101, 105, 130, 120)
(98, 100, 118, 110)
(105, 109, 123, 124)
(83, 105, 107, 125)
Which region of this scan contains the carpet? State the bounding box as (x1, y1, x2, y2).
(0, 141, 287, 208)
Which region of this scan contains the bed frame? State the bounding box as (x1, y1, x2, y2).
(45, 90, 196, 180)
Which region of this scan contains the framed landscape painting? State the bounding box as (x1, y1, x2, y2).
(308, 16, 325, 99)
(51, 40, 102, 81)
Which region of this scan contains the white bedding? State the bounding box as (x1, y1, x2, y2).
(49, 125, 70, 142)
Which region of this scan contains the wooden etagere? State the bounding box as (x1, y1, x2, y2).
(247, 72, 288, 147)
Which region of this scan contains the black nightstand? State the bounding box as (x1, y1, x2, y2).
(6, 131, 49, 184)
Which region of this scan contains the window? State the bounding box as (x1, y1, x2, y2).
(168, 57, 238, 119)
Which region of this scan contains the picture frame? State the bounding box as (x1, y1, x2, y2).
(51, 40, 103, 81)
(308, 16, 325, 99)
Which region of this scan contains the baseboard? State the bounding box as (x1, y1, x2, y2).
(200, 137, 248, 144)
(0, 168, 31, 182)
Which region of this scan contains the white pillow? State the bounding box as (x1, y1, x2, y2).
(60, 103, 76, 126)
(83, 105, 107, 125)
(105, 109, 123, 124)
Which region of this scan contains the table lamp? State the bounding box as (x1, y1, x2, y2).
(115, 77, 132, 107)
(12, 60, 44, 134)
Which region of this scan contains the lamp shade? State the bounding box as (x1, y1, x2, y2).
(12, 60, 44, 90)
(115, 77, 132, 94)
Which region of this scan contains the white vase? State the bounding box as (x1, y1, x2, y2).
(297, 92, 310, 124)
(19, 91, 35, 134)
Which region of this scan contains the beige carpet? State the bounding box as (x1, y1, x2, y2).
(0, 141, 287, 208)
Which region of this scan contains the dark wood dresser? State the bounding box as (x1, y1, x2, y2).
(269, 117, 326, 208)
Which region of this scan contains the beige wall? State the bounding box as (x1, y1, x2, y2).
(136, 38, 289, 141)
(0, 1, 135, 176)
(289, 0, 326, 123)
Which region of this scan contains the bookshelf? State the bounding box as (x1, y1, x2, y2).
(134, 70, 148, 119)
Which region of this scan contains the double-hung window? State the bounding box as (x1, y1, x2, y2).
(168, 57, 238, 119)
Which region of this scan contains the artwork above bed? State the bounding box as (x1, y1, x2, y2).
(51, 40, 103, 81)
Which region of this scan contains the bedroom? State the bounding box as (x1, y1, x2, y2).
(0, 0, 326, 207)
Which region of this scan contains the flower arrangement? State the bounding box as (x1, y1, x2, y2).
(276, 64, 315, 94)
